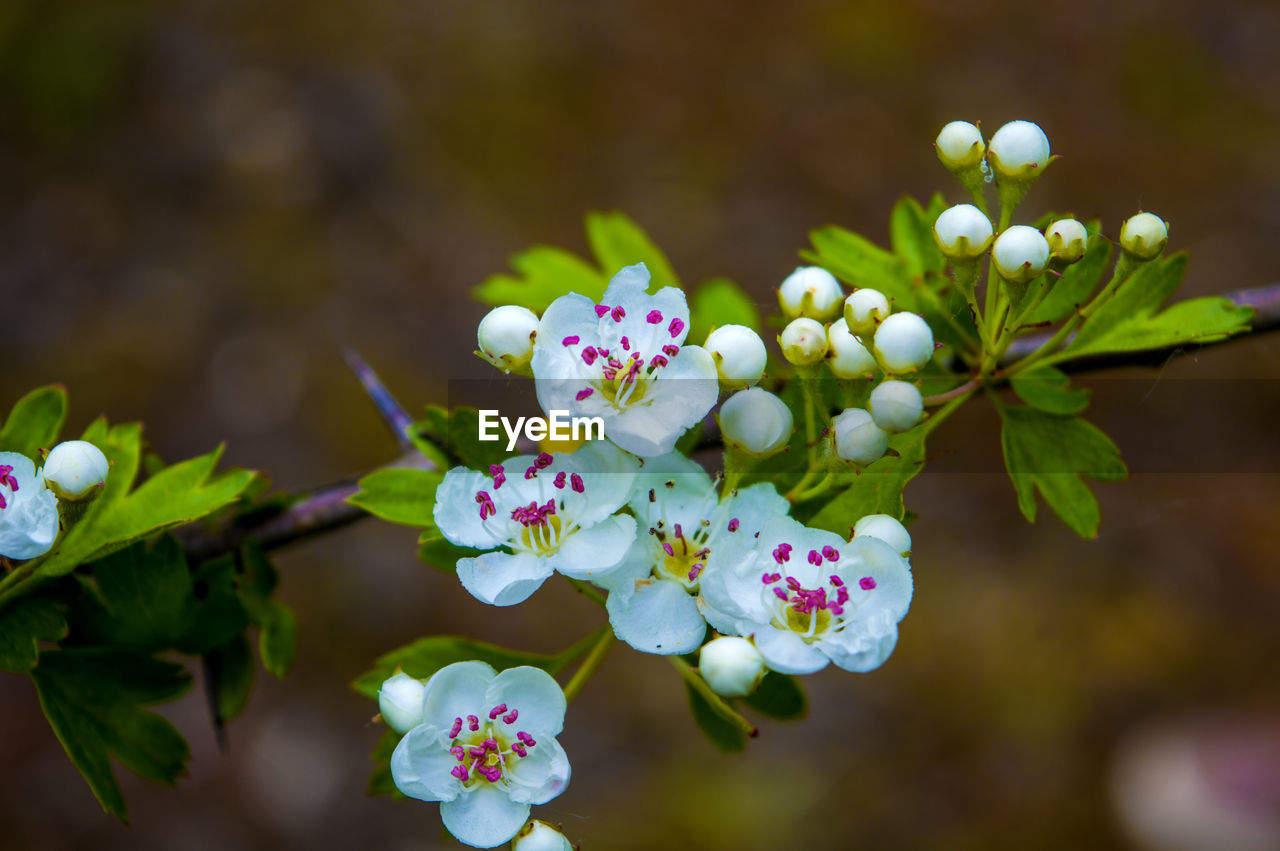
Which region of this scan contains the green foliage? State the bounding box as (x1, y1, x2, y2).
(685, 680, 747, 753)
(368, 728, 405, 798)
(349, 468, 443, 528)
(999, 405, 1128, 538)
(742, 672, 807, 721)
(1010, 366, 1091, 415)
(416, 531, 481, 574)
(889, 194, 947, 280)
(206, 635, 255, 723)
(30, 648, 191, 821)
(352, 635, 581, 699)
(688, 277, 762, 343)
(804, 429, 928, 533)
(0, 384, 67, 456)
(0, 594, 67, 673)
(1026, 230, 1111, 325)
(586, 210, 681, 289)
(803, 225, 913, 305)
(412, 405, 509, 472)
(236, 542, 296, 678)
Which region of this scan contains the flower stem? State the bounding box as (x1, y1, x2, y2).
(790, 470, 839, 503)
(922, 377, 980, 406)
(668, 655, 758, 737)
(563, 629, 615, 703)
(563, 576, 607, 607)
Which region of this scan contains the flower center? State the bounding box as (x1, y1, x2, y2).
(760, 544, 877, 642)
(650, 522, 710, 588)
(0, 464, 18, 511)
(560, 317, 685, 412)
(445, 704, 538, 787)
(519, 513, 564, 554)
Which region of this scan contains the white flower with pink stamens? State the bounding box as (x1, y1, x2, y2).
(433, 441, 640, 606)
(391, 661, 571, 849)
(594, 452, 789, 655)
(0, 451, 60, 560)
(699, 517, 913, 675)
(530, 263, 719, 458)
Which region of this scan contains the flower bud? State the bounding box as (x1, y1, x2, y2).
(831, 408, 889, 467)
(719, 388, 792, 456)
(991, 225, 1050, 284)
(1046, 218, 1089, 263)
(778, 318, 829, 366)
(512, 819, 574, 851)
(477, 305, 540, 374)
(699, 636, 766, 698)
(378, 672, 426, 735)
(41, 441, 108, 501)
(843, 289, 890, 337)
(853, 513, 912, 556)
(933, 204, 994, 259)
(987, 120, 1050, 180)
(826, 318, 879, 379)
(777, 266, 844, 321)
(872, 313, 934, 374)
(1120, 212, 1169, 260)
(705, 324, 767, 390)
(868, 380, 923, 433)
(935, 121, 985, 171)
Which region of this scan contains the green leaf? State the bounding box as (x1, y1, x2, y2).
(472, 245, 607, 312)
(1026, 230, 1111, 325)
(742, 672, 807, 721)
(0, 594, 68, 673)
(0, 385, 67, 456)
(230, 542, 293, 677)
(585, 210, 680, 289)
(415, 405, 509, 472)
(205, 635, 254, 723)
(1061, 253, 1253, 360)
(368, 728, 405, 798)
(258, 602, 296, 678)
(1010, 365, 1091, 415)
(804, 430, 928, 533)
(348, 468, 443, 528)
(689, 277, 762, 344)
(802, 226, 916, 308)
(685, 680, 746, 753)
(416, 531, 481, 574)
(999, 405, 1128, 538)
(30, 648, 191, 821)
(889, 194, 947, 280)
(352, 636, 574, 699)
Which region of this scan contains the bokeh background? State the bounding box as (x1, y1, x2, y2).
(2, 1, 1279, 848)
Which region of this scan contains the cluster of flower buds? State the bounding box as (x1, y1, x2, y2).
(0, 440, 109, 560)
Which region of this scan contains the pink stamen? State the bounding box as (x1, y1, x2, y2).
(773, 587, 789, 601)
(822, 546, 839, 562)
(475, 491, 496, 520)
(576, 387, 594, 401)
(517, 732, 536, 747)
(524, 466, 538, 480)
(646, 309, 663, 324)
(450, 745, 465, 761)
(859, 576, 877, 590)
(581, 346, 598, 366)
(467, 715, 480, 732)
(595, 304, 610, 318)
(829, 575, 844, 587)
(668, 317, 685, 338)
(662, 344, 679, 358)
(808, 549, 823, 566)
(512, 743, 528, 758)
(597, 348, 610, 358)
(451, 765, 469, 781)
(450, 717, 463, 738)
(611, 305, 626, 321)
(662, 542, 675, 557)
(469, 745, 486, 758)
(570, 473, 584, 493)
(503, 709, 518, 724)
(728, 518, 740, 532)
(489, 704, 507, 720)
(554, 471, 567, 489)
(562, 335, 580, 346)
(688, 563, 703, 581)
(535, 453, 553, 469)
(621, 336, 630, 350)
(772, 543, 792, 564)
(649, 354, 668, 369)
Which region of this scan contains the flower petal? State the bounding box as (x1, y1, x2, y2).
(551, 514, 636, 581)
(457, 551, 554, 607)
(434, 466, 508, 549)
(389, 723, 462, 803)
(606, 576, 706, 655)
(0, 451, 60, 560)
(440, 785, 531, 848)
(753, 627, 830, 674)
(835, 537, 914, 623)
(487, 666, 567, 737)
(421, 660, 497, 730)
(506, 732, 571, 805)
(821, 624, 900, 673)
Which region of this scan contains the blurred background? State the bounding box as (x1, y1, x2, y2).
(2, 0, 1279, 848)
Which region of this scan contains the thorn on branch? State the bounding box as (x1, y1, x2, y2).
(342, 347, 414, 451)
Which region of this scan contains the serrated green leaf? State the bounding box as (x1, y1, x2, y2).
(586, 210, 680, 289)
(0, 594, 68, 673)
(804, 430, 928, 533)
(999, 405, 1128, 538)
(472, 245, 607, 312)
(742, 672, 807, 721)
(258, 603, 296, 678)
(368, 728, 405, 798)
(416, 531, 481, 575)
(348, 468, 443, 528)
(685, 680, 746, 753)
(352, 636, 575, 699)
(205, 634, 254, 723)
(689, 277, 762, 344)
(1027, 230, 1111, 325)
(802, 226, 916, 308)
(889, 194, 947, 280)
(1010, 366, 1091, 415)
(30, 648, 191, 821)
(0, 385, 67, 456)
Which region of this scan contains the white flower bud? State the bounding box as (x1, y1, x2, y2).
(987, 120, 1051, 179)
(512, 819, 574, 851)
(826, 318, 879, 379)
(853, 513, 912, 556)
(843, 289, 891, 337)
(719, 388, 792, 456)
(872, 313, 935, 374)
(1120, 212, 1169, 260)
(41, 440, 108, 501)
(1046, 218, 1089, 263)
(378, 672, 426, 735)
(705, 324, 767, 390)
(831, 408, 889, 467)
(778, 318, 829, 366)
(477, 305, 540, 374)
(868, 380, 923, 433)
(777, 266, 844, 321)
(935, 121, 985, 171)
(991, 225, 1050, 284)
(699, 636, 766, 698)
(933, 204, 994, 259)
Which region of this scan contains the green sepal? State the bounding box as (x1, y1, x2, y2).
(685, 680, 746, 753)
(742, 672, 807, 721)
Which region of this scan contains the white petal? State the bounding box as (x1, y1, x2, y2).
(506, 733, 571, 805)
(551, 514, 636, 581)
(558, 440, 639, 528)
(0, 452, 59, 561)
(605, 347, 718, 458)
(487, 666, 567, 737)
(753, 627, 830, 674)
(821, 625, 899, 673)
(708, 482, 790, 544)
(695, 593, 744, 637)
(434, 466, 507, 549)
(834, 537, 914, 623)
(441, 785, 531, 848)
(628, 451, 718, 533)
(421, 661, 497, 730)
(589, 536, 654, 592)
(606, 577, 706, 655)
(389, 724, 462, 803)
(457, 551, 554, 607)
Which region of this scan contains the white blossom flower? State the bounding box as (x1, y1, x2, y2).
(699, 636, 766, 697)
(704, 324, 767, 390)
(1120, 212, 1169, 260)
(595, 452, 789, 655)
(379, 672, 427, 735)
(718, 388, 792, 456)
(987, 120, 1051, 179)
(868, 380, 924, 433)
(831, 408, 888, 467)
(873, 312, 935, 374)
(391, 662, 571, 849)
(935, 120, 985, 171)
(843, 289, 890, 337)
(1046, 218, 1089, 263)
(779, 318, 829, 366)
(433, 441, 639, 606)
(992, 225, 1050, 284)
(531, 264, 718, 458)
(41, 440, 108, 501)
(826, 318, 879, 379)
(777, 266, 844, 321)
(933, 204, 994, 259)
(0, 451, 59, 560)
(699, 517, 913, 675)
(477, 306, 540, 374)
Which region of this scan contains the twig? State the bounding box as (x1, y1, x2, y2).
(342, 347, 415, 451)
